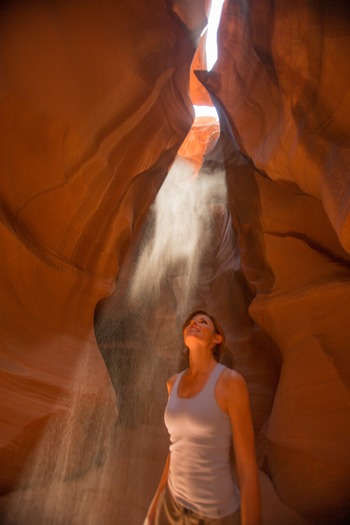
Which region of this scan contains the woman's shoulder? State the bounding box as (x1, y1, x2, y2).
(167, 367, 189, 393)
(215, 366, 249, 413)
(218, 366, 248, 394)
(166, 372, 180, 395)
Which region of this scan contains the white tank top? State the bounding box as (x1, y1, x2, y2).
(164, 363, 240, 518)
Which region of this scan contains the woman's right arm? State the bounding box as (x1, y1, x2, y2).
(145, 374, 178, 525)
(145, 453, 170, 525)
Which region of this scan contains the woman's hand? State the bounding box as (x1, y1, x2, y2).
(144, 453, 170, 525)
(144, 500, 157, 525)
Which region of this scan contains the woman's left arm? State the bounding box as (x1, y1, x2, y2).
(225, 371, 261, 525)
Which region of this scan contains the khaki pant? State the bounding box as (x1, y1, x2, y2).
(155, 485, 241, 525)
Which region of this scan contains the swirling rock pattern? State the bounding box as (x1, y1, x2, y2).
(0, 0, 202, 497)
(201, 1, 350, 523)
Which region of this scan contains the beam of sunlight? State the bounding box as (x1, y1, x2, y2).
(128, 157, 228, 317)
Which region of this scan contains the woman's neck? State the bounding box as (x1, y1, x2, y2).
(188, 347, 217, 375)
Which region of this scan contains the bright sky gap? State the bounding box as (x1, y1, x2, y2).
(194, 0, 225, 119)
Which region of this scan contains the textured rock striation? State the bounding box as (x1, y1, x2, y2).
(199, 1, 350, 523)
(0, 0, 202, 497)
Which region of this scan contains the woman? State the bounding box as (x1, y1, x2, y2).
(146, 310, 261, 525)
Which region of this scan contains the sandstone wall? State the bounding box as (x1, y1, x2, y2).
(201, 1, 350, 522)
(0, 0, 202, 496)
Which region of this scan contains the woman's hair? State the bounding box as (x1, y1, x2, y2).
(182, 310, 225, 362)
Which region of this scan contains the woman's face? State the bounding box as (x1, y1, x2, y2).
(183, 313, 218, 348)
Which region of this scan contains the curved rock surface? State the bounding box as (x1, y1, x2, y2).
(0, 1, 349, 524)
(201, 1, 350, 523)
(0, 0, 200, 497)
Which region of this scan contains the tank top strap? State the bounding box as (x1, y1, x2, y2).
(204, 363, 226, 394)
(172, 369, 186, 397)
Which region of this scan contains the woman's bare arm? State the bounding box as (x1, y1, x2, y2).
(145, 374, 178, 524)
(222, 370, 261, 525)
(145, 453, 170, 525)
